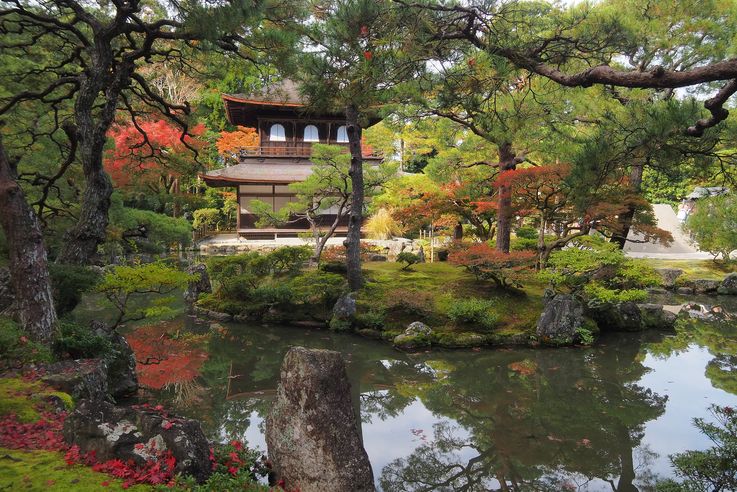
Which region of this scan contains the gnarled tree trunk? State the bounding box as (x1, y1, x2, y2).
(496, 142, 517, 253)
(344, 105, 364, 290)
(57, 48, 129, 265)
(611, 161, 645, 249)
(0, 135, 57, 344)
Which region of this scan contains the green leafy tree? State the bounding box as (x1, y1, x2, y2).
(685, 193, 737, 261)
(657, 405, 737, 492)
(294, 0, 425, 289)
(96, 262, 196, 329)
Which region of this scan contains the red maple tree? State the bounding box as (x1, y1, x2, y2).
(105, 119, 205, 193)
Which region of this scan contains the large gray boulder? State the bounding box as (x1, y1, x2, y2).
(692, 279, 721, 294)
(266, 347, 374, 492)
(42, 359, 109, 402)
(183, 263, 211, 304)
(90, 321, 138, 398)
(536, 294, 590, 345)
(638, 304, 677, 330)
(718, 273, 737, 295)
(64, 399, 211, 483)
(656, 268, 683, 289)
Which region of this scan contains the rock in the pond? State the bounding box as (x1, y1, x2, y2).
(692, 279, 721, 294)
(42, 359, 109, 402)
(90, 321, 138, 398)
(590, 301, 644, 332)
(718, 273, 737, 295)
(63, 400, 211, 483)
(638, 304, 677, 330)
(656, 268, 683, 289)
(536, 294, 591, 345)
(184, 264, 211, 304)
(266, 347, 374, 492)
(193, 306, 232, 322)
(329, 292, 356, 331)
(405, 321, 431, 336)
(0, 268, 12, 313)
(393, 322, 432, 351)
(677, 286, 694, 295)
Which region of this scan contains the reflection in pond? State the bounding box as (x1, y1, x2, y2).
(140, 306, 737, 491)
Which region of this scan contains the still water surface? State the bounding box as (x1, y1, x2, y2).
(142, 296, 737, 491)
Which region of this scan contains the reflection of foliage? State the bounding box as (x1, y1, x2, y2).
(649, 317, 737, 396)
(379, 338, 667, 490)
(658, 405, 737, 492)
(360, 390, 415, 423)
(127, 321, 209, 390)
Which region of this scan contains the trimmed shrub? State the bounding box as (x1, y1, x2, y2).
(0, 317, 52, 369)
(447, 298, 499, 330)
(49, 264, 101, 315)
(53, 320, 114, 359)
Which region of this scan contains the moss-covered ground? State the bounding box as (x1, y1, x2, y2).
(644, 259, 737, 281)
(357, 262, 544, 347)
(0, 378, 72, 424)
(0, 448, 149, 491)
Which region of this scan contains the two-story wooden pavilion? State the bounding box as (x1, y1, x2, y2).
(200, 80, 382, 240)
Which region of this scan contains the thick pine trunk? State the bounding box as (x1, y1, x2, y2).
(0, 136, 58, 344)
(57, 162, 113, 264)
(496, 142, 517, 253)
(611, 161, 644, 249)
(344, 105, 364, 291)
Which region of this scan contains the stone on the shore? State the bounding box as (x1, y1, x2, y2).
(536, 294, 590, 345)
(42, 359, 109, 402)
(718, 273, 737, 295)
(63, 399, 211, 483)
(266, 347, 374, 492)
(691, 279, 721, 294)
(638, 304, 677, 330)
(591, 301, 644, 332)
(90, 321, 138, 398)
(676, 286, 694, 295)
(184, 263, 211, 304)
(393, 321, 432, 351)
(329, 292, 356, 331)
(655, 268, 683, 289)
(193, 306, 232, 322)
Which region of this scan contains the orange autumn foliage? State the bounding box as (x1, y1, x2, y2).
(216, 126, 259, 160)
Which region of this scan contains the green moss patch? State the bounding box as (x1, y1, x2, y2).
(0, 378, 72, 423)
(359, 262, 543, 347)
(646, 259, 737, 281)
(0, 448, 149, 491)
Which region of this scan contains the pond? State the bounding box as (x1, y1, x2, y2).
(122, 296, 737, 491)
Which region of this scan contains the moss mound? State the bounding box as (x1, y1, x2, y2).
(0, 448, 148, 491)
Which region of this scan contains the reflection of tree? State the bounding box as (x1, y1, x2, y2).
(649, 318, 737, 396)
(379, 335, 667, 491)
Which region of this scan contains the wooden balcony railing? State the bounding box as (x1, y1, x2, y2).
(237, 142, 381, 159)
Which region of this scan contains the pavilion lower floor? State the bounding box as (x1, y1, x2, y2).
(238, 213, 351, 240)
